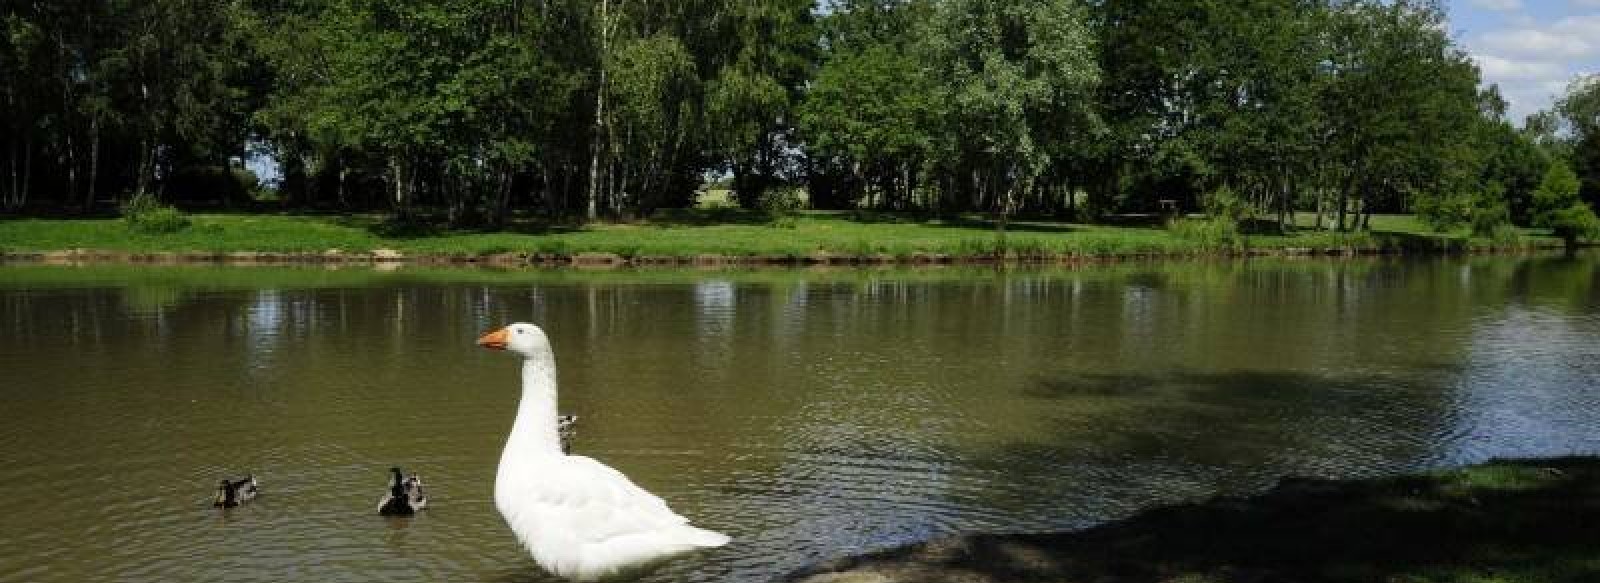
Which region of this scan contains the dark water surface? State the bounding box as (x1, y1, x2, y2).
(2, 256, 1598, 583)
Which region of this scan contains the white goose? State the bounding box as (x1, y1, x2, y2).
(476, 323, 729, 581)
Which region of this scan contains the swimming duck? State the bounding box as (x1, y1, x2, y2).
(213, 475, 259, 508)
(378, 467, 427, 516)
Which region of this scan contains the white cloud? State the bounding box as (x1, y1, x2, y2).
(1477, 28, 1594, 58)
(1461, 7, 1600, 120)
(1473, 14, 1600, 60)
(1474, 55, 1565, 81)
(1470, 0, 1524, 11)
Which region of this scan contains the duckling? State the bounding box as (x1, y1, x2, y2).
(558, 414, 579, 454)
(213, 475, 259, 508)
(378, 467, 427, 516)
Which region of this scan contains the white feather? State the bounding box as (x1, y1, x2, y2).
(486, 323, 728, 581)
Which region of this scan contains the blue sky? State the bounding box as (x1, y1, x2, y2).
(1448, 0, 1600, 122)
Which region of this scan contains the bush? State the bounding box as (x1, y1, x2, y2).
(1168, 216, 1244, 251)
(1545, 203, 1600, 247)
(1202, 184, 1251, 223)
(166, 165, 260, 204)
(761, 186, 807, 228)
(1531, 163, 1600, 249)
(1469, 201, 1511, 238)
(1488, 224, 1524, 248)
(121, 192, 191, 234)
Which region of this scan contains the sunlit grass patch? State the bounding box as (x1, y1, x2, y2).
(0, 210, 1565, 259)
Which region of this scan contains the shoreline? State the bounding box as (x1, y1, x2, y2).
(0, 242, 1573, 269)
(782, 456, 1600, 583)
(1, 213, 1576, 269)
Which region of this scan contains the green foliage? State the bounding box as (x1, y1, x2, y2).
(760, 186, 807, 228)
(120, 193, 191, 234)
(1534, 163, 1584, 223)
(1531, 162, 1600, 246)
(1470, 199, 1511, 239)
(1167, 217, 1244, 252)
(1557, 75, 1600, 205)
(1486, 223, 1524, 248)
(1201, 185, 1251, 224)
(1545, 204, 1600, 244)
(0, 0, 1546, 233)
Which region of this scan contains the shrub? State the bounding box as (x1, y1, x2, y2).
(1545, 203, 1600, 248)
(1167, 217, 1244, 252)
(1531, 163, 1600, 249)
(1202, 184, 1251, 224)
(166, 165, 260, 204)
(1469, 201, 1511, 238)
(121, 192, 191, 234)
(761, 186, 807, 228)
(1488, 224, 1524, 248)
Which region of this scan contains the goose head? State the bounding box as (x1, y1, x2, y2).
(476, 323, 550, 359)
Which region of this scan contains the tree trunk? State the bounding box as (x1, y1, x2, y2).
(56, 29, 80, 210)
(584, 0, 610, 223)
(134, 137, 156, 198)
(65, 131, 80, 207)
(1278, 173, 1291, 233)
(6, 127, 16, 211)
(390, 155, 408, 219)
(86, 116, 100, 209)
(490, 167, 512, 228)
(1337, 176, 1353, 233)
(1314, 185, 1325, 231)
(20, 138, 31, 211)
(337, 164, 349, 209)
(5, 84, 15, 211)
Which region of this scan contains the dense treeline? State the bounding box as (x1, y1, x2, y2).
(2, 0, 1597, 234)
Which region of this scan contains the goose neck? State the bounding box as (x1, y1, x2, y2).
(506, 356, 562, 456)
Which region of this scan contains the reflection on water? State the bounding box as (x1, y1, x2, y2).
(1, 256, 1598, 583)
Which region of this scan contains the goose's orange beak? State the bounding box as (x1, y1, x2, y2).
(477, 328, 509, 351)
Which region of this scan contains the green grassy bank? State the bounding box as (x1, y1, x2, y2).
(0, 211, 1564, 264)
(785, 457, 1600, 583)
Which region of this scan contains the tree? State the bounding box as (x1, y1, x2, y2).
(1557, 75, 1600, 208)
(920, 0, 1099, 225)
(800, 0, 940, 211)
(704, 0, 815, 209)
(1093, 0, 1328, 228)
(1531, 162, 1600, 252)
(253, 0, 585, 223)
(603, 33, 700, 214)
(1321, 0, 1480, 231)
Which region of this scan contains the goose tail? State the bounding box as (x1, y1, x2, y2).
(674, 525, 730, 548)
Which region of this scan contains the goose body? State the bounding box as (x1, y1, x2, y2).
(213, 475, 258, 508)
(378, 467, 428, 516)
(479, 324, 728, 581)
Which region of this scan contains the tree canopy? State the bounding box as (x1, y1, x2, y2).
(1, 0, 1594, 237)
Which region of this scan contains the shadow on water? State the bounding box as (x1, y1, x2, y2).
(788, 457, 1600, 583)
(918, 366, 1480, 565)
(1015, 368, 1455, 462)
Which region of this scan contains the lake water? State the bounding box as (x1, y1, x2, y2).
(1, 256, 1598, 583)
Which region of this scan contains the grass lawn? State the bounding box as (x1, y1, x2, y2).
(787, 457, 1600, 583)
(0, 210, 1563, 260)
